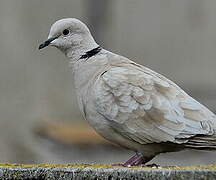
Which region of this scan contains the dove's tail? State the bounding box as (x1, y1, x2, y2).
(184, 134, 216, 150)
(185, 116, 216, 150)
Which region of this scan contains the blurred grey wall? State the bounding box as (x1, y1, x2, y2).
(0, 0, 216, 164)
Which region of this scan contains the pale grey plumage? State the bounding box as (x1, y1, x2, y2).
(39, 18, 216, 165)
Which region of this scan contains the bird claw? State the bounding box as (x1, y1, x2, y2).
(112, 163, 161, 168)
(143, 163, 161, 168)
(111, 163, 130, 167)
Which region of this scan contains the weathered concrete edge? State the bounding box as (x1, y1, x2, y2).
(1, 166, 216, 180)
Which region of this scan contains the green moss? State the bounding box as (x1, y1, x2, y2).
(166, 164, 216, 170)
(0, 163, 85, 168)
(0, 163, 216, 170)
(0, 163, 115, 169)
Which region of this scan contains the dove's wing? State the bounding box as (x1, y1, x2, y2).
(94, 63, 216, 145)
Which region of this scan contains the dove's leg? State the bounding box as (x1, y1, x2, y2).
(123, 153, 143, 166)
(124, 153, 154, 166)
(112, 153, 141, 166)
(113, 153, 154, 167)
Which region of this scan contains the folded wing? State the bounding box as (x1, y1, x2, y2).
(94, 64, 216, 146)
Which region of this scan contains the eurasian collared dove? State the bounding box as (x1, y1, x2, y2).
(39, 18, 216, 166)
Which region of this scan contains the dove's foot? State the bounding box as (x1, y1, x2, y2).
(112, 153, 154, 167)
(111, 163, 125, 166)
(142, 163, 161, 168)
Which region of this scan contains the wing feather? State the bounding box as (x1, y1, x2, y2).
(94, 65, 215, 145)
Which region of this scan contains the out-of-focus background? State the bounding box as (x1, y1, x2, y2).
(0, 0, 216, 166)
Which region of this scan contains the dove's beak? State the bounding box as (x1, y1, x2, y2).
(39, 36, 58, 50)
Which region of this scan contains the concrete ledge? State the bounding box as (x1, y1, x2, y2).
(1, 164, 216, 180)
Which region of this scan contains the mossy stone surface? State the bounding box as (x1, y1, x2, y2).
(1, 163, 216, 179)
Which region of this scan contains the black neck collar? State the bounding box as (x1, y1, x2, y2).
(80, 46, 102, 59)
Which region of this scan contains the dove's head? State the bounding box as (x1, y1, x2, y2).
(39, 18, 98, 57)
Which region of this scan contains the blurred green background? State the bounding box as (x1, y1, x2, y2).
(0, 0, 216, 165)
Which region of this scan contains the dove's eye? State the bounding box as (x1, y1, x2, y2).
(62, 29, 70, 36)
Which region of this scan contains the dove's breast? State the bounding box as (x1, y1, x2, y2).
(74, 67, 150, 152)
